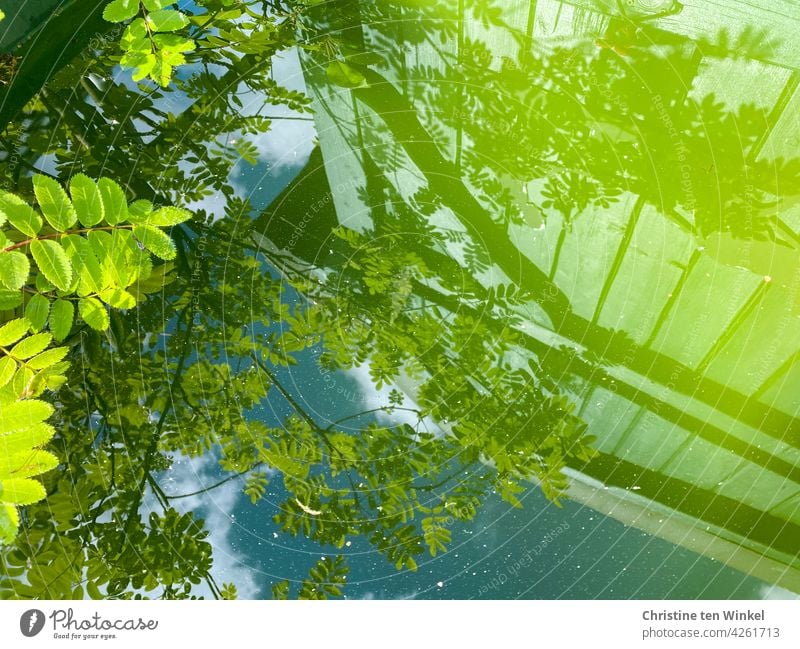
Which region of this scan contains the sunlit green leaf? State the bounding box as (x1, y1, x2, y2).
(142, 0, 171, 10)
(49, 300, 75, 342)
(24, 294, 50, 332)
(0, 504, 19, 545)
(0, 478, 47, 505)
(102, 0, 139, 23)
(10, 333, 52, 360)
(0, 318, 31, 347)
(0, 290, 22, 310)
(121, 50, 157, 82)
(152, 33, 196, 54)
(147, 206, 193, 227)
(0, 192, 42, 237)
(30, 240, 73, 291)
(98, 178, 129, 226)
(128, 200, 153, 222)
(33, 175, 77, 232)
(0, 399, 53, 434)
(62, 235, 103, 296)
(0, 450, 58, 480)
(69, 174, 105, 227)
(0, 357, 16, 388)
(146, 9, 189, 33)
(78, 297, 110, 331)
(0, 251, 30, 290)
(27, 346, 69, 371)
(99, 287, 136, 310)
(121, 18, 149, 51)
(133, 224, 176, 260)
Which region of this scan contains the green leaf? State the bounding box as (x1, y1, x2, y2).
(422, 518, 452, 556)
(98, 178, 129, 225)
(147, 206, 192, 227)
(0, 318, 31, 346)
(87, 231, 114, 277)
(155, 45, 188, 68)
(0, 251, 30, 290)
(102, 0, 140, 23)
(0, 504, 19, 545)
(0, 478, 46, 506)
(27, 346, 68, 371)
(0, 422, 55, 456)
(133, 224, 176, 260)
(61, 235, 103, 296)
(0, 192, 42, 237)
(35, 273, 54, 292)
(90, 229, 133, 287)
(99, 287, 136, 310)
(33, 175, 77, 232)
(30, 240, 73, 291)
(128, 200, 153, 222)
(69, 174, 105, 227)
(9, 365, 33, 399)
(326, 60, 367, 88)
(0, 357, 16, 388)
(0, 290, 22, 310)
(49, 300, 75, 341)
(10, 333, 52, 360)
(146, 9, 189, 32)
(121, 50, 157, 83)
(0, 450, 58, 480)
(151, 55, 173, 87)
(120, 18, 149, 51)
(78, 297, 109, 331)
(0, 415, 54, 454)
(0, 399, 53, 434)
(24, 294, 50, 332)
(132, 261, 174, 298)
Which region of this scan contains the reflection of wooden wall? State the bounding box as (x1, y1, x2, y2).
(518, 1, 800, 565)
(302, 0, 800, 588)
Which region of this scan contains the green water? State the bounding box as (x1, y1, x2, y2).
(1, 0, 799, 599)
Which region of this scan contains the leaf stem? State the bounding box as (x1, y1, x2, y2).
(1, 224, 135, 253)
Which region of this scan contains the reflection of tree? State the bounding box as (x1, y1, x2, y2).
(0, 0, 604, 599)
(286, 0, 800, 578)
(300, 0, 800, 452)
(0, 184, 593, 597)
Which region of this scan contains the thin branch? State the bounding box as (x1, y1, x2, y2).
(165, 466, 259, 501)
(324, 406, 423, 431)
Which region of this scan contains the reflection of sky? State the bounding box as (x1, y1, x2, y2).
(160, 345, 778, 600)
(219, 48, 318, 215)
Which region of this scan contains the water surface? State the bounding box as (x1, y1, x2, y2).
(1, 0, 799, 599)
